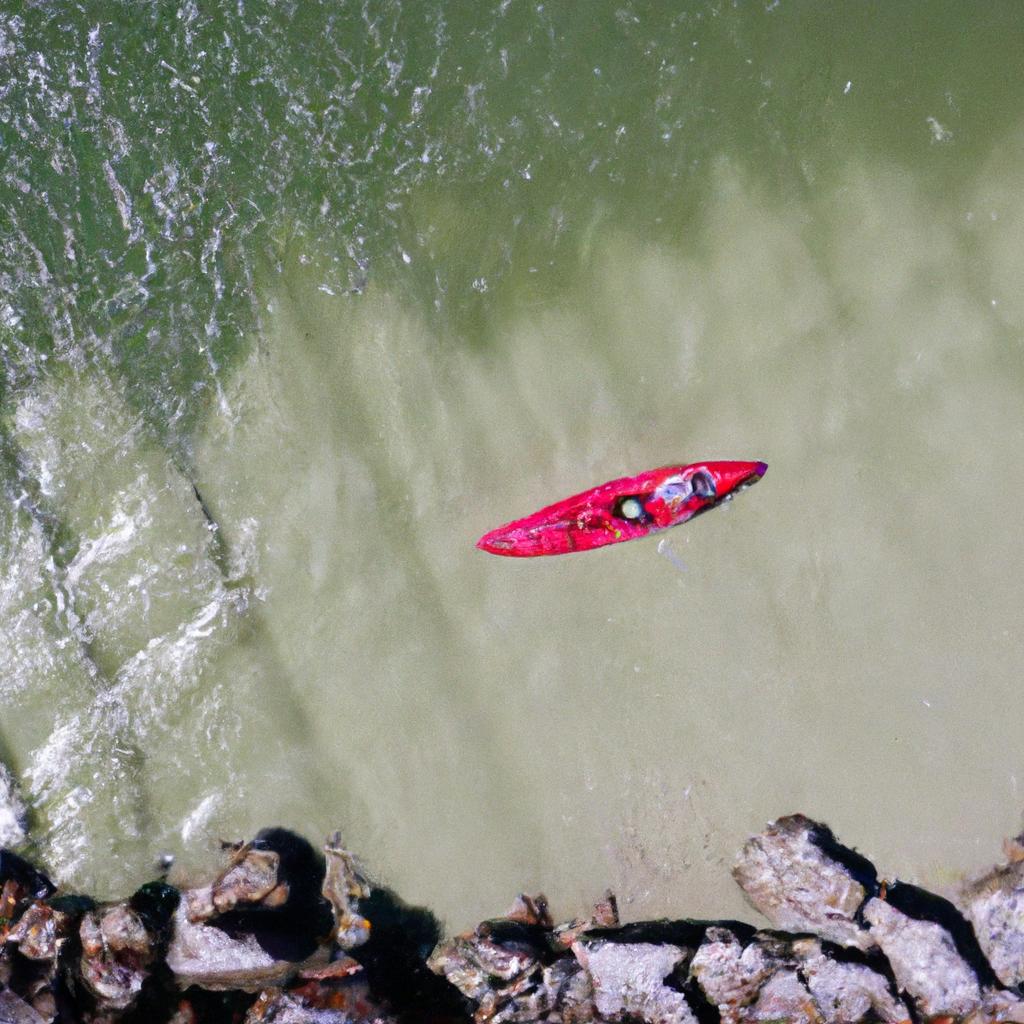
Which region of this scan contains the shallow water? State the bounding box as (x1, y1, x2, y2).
(2, 2, 1024, 930)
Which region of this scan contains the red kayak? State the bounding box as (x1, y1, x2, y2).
(477, 460, 767, 557)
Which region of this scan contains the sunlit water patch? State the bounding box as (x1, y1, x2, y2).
(188, 157, 1024, 926)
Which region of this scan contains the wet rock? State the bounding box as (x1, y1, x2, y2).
(321, 834, 370, 950)
(0, 851, 56, 903)
(167, 899, 327, 992)
(78, 903, 155, 1011)
(129, 880, 180, 950)
(959, 855, 1024, 986)
(169, 829, 335, 992)
(186, 842, 286, 924)
(572, 939, 696, 1024)
(733, 815, 876, 951)
(862, 895, 981, 1018)
(210, 830, 335, 963)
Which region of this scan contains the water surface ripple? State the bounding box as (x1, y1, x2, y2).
(1, 2, 1024, 927)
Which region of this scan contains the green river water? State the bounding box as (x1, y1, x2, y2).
(2, 1, 1024, 930)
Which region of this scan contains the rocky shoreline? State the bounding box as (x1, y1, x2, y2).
(2, 815, 1024, 1023)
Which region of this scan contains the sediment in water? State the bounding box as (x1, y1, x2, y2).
(2, 815, 1024, 1023)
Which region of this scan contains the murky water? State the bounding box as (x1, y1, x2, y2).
(3, 1, 1024, 930)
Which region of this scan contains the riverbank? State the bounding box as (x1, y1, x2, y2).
(2, 813, 1023, 1023)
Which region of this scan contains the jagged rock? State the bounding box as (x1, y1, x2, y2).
(503, 894, 552, 929)
(743, 967, 819, 1022)
(572, 939, 697, 1024)
(215, 847, 286, 914)
(0, 988, 48, 1024)
(244, 984, 397, 1023)
(960, 856, 1024, 986)
(427, 933, 528, 1004)
(427, 928, 545, 1022)
(427, 897, 552, 1010)
(733, 816, 875, 951)
(208, 830, 335, 964)
(8, 817, 1024, 1023)
(78, 903, 155, 1011)
(972, 990, 1024, 1024)
(182, 884, 217, 923)
(285, 956, 368, 1014)
(186, 843, 285, 924)
(690, 930, 911, 1024)
(539, 958, 593, 1022)
(166, 901, 328, 992)
(170, 829, 336, 995)
(688, 927, 778, 1019)
(427, 895, 607, 1023)
(862, 896, 981, 1017)
(5, 903, 70, 961)
(791, 938, 910, 1023)
(321, 834, 371, 950)
(552, 893, 618, 950)
(547, 959, 595, 1024)
(0, 880, 19, 934)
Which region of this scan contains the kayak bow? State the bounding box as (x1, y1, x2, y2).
(477, 460, 767, 557)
